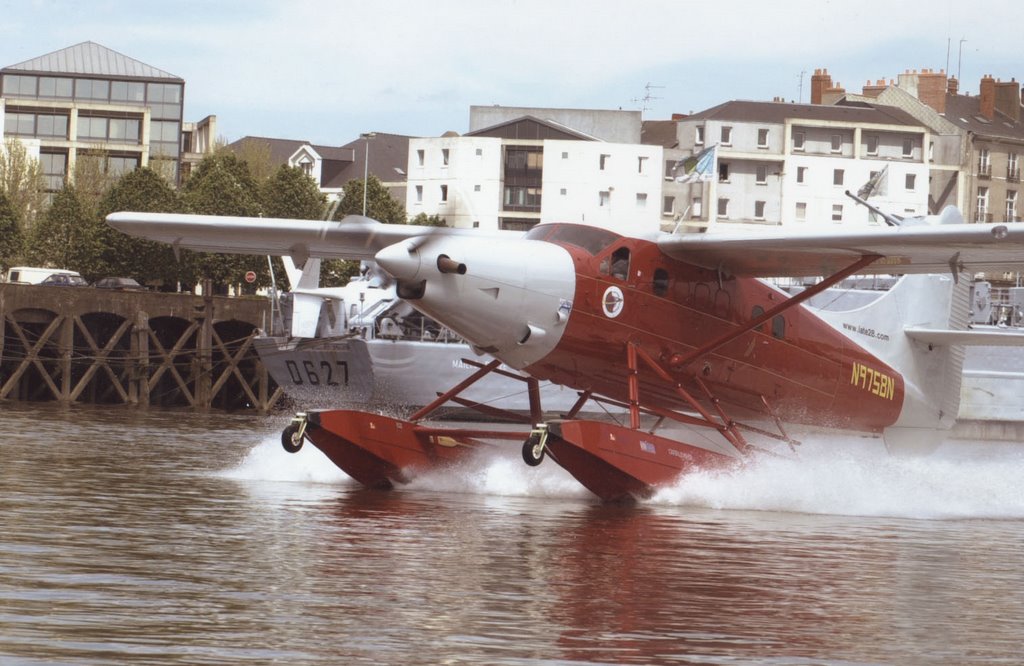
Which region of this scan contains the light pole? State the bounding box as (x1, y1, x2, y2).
(360, 132, 376, 216)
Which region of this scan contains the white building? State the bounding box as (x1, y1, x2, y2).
(671, 100, 932, 229)
(406, 113, 663, 233)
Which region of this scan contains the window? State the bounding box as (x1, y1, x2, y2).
(905, 173, 916, 190)
(796, 166, 807, 183)
(108, 117, 141, 142)
(474, 184, 481, 192)
(636, 193, 648, 208)
(440, 184, 448, 202)
(75, 78, 110, 101)
(755, 165, 768, 184)
(39, 151, 67, 191)
(475, 148, 482, 156)
(662, 195, 675, 215)
(442, 148, 450, 166)
(110, 80, 145, 102)
(978, 148, 991, 176)
(77, 116, 108, 140)
(638, 156, 648, 174)
(796, 202, 807, 221)
(832, 204, 843, 222)
(559, 187, 567, 195)
(606, 247, 630, 281)
(562, 151, 569, 159)
(772, 315, 786, 340)
(976, 187, 989, 222)
(416, 149, 424, 166)
(1006, 191, 1018, 221)
(721, 126, 732, 145)
(695, 126, 705, 145)
(793, 131, 805, 151)
(415, 185, 423, 203)
(599, 190, 610, 206)
(833, 169, 844, 186)
(717, 198, 729, 218)
(36, 114, 68, 138)
(830, 134, 842, 153)
(2, 74, 37, 96)
(599, 154, 610, 170)
(1009, 153, 1020, 181)
(718, 162, 729, 182)
(39, 76, 73, 98)
(754, 201, 766, 219)
(902, 138, 914, 158)
(866, 134, 879, 155)
(653, 268, 669, 297)
(691, 196, 702, 218)
(757, 128, 769, 148)
(4, 112, 35, 135)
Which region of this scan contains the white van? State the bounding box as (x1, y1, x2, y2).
(4, 266, 83, 285)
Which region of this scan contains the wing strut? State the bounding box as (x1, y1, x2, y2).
(670, 254, 882, 369)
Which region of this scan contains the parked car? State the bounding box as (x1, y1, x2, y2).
(4, 266, 83, 285)
(39, 273, 88, 287)
(93, 277, 146, 291)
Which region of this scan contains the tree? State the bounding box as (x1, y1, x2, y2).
(0, 191, 23, 272)
(260, 165, 326, 220)
(72, 153, 120, 215)
(25, 186, 105, 279)
(231, 138, 276, 183)
(182, 153, 266, 291)
(95, 167, 186, 287)
(0, 138, 46, 233)
(409, 212, 447, 227)
(333, 174, 406, 224)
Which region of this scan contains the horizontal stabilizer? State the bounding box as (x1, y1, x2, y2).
(904, 327, 1024, 346)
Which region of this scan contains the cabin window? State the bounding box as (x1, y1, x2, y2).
(600, 247, 631, 281)
(653, 268, 669, 296)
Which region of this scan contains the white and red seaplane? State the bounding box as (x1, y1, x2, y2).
(108, 204, 1024, 501)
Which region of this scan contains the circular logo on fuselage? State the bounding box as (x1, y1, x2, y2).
(602, 286, 624, 319)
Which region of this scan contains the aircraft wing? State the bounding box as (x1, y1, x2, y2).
(657, 223, 1024, 277)
(106, 212, 523, 263)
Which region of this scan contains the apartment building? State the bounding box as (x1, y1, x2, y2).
(818, 68, 1024, 223)
(407, 109, 663, 232)
(672, 99, 931, 228)
(1, 41, 214, 192)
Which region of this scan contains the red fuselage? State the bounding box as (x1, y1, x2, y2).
(522, 226, 904, 434)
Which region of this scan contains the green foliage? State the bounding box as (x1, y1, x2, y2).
(0, 191, 23, 271)
(182, 152, 266, 291)
(321, 259, 361, 288)
(25, 186, 105, 278)
(0, 138, 46, 233)
(261, 165, 326, 220)
(409, 212, 447, 227)
(95, 167, 186, 287)
(333, 175, 406, 224)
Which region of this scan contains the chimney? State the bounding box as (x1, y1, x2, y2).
(994, 78, 1021, 122)
(980, 75, 996, 119)
(862, 78, 887, 98)
(822, 80, 846, 105)
(811, 68, 832, 105)
(947, 76, 959, 96)
(918, 68, 948, 114)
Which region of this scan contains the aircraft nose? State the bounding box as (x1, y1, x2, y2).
(375, 240, 422, 281)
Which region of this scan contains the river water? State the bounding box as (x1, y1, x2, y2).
(2, 403, 1024, 665)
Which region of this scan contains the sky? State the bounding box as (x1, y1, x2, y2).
(2, 0, 1021, 147)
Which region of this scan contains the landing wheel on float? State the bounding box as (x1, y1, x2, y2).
(282, 413, 309, 453)
(522, 424, 549, 466)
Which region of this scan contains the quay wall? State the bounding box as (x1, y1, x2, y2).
(0, 283, 285, 412)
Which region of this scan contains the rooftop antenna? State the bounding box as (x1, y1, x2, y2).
(958, 37, 967, 83)
(631, 82, 664, 115)
(798, 70, 806, 103)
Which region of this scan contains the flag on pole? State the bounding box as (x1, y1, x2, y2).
(672, 144, 716, 183)
(857, 165, 889, 199)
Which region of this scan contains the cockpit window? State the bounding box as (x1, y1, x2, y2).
(524, 223, 620, 256)
(599, 246, 631, 281)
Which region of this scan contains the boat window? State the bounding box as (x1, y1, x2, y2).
(653, 268, 669, 296)
(751, 305, 765, 332)
(772, 315, 786, 339)
(525, 223, 619, 256)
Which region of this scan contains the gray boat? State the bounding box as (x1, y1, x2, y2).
(256, 260, 588, 416)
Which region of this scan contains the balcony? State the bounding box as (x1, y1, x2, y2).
(1008, 169, 1021, 183)
(975, 211, 993, 223)
(978, 165, 992, 180)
